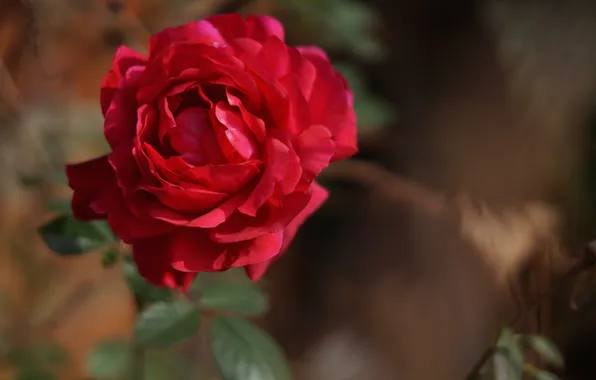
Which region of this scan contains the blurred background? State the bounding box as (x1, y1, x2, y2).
(2, 0, 596, 379)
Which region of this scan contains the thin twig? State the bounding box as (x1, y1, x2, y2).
(321, 159, 447, 216)
(463, 246, 596, 379)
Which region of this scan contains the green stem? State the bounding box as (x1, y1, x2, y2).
(132, 296, 145, 380)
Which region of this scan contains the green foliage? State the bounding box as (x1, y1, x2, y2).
(14, 368, 58, 380)
(532, 369, 560, 380)
(144, 350, 181, 380)
(45, 198, 72, 215)
(524, 334, 564, 368)
(86, 340, 187, 380)
(102, 247, 120, 268)
(491, 327, 563, 380)
(134, 300, 201, 348)
(278, 0, 384, 62)
(199, 281, 268, 316)
(335, 63, 395, 130)
(495, 327, 525, 380)
(209, 316, 291, 380)
(38, 215, 115, 255)
(18, 171, 68, 188)
(87, 340, 131, 379)
(3, 339, 68, 380)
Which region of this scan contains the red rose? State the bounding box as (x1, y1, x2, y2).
(66, 13, 358, 290)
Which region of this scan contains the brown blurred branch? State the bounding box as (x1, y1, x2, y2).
(322, 159, 447, 216)
(0, 0, 35, 111)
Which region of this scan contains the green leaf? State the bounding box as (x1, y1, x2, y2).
(39, 215, 115, 255)
(199, 282, 268, 316)
(87, 340, 131, 379)
(7, 342, 68, 368)
(102, 248, 120, 268)
(46, 198, 72, 214)
(495, 327, 525, 380)
(209, 316, 291, 380)
(19, 171, 68, 187)
(145, 350, 178, 380)
(123, 258, 172, 303)
(533, 369, 560, 380)
(526, 335, 564, 368)
(135, 300, 200, 348)
(31, 342, 69, 366)
(334, 63, 394, 129)
(15, 368, 57, 380)
(19, 173, 45, 187)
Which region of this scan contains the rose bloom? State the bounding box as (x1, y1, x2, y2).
(67, 13, 357, 290)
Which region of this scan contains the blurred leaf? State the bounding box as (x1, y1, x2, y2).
(525, 335, 564, 368)
(45, 198, 72, 214)
(495, 327, 525, 380)
(87, 340, 131, 379)
(209, 316, 291, 380)
(7, 342, 68, 368)
(15, 368, 57, 380)
(533, 369, 560, 380)
(39, 215, 115, 255)
(123, 257, 173, 303)
(334, 63, 395, 129)
(199, 282, 268, 316)
(145, 350, 178, 380)
(19, 173, 45, 187)
(102, 248, 120, 268)
(18, 171, 68, 188)
(135, 300, 200, 348)
(326, 1, 384, 60)
(31, 342, 68, 367)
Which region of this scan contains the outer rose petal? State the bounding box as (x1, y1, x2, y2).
(132, 241, 196, 291)
(66, 155, 115, 220)
(296, 45, 329, 61)
(100, 46, 147, 116)
(201, 13, 245, 42)
(297, 49, 358, 160)
(148, 19, 228, 58)
(244, 182, 329, 280)
(133, 228, 283, 278)
(245, 15, 285, 43)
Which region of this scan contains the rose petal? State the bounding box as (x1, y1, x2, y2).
(132, 239, 196, 290)
(104, 187, 174, 243)
(211, 191, 311, 243)
(226, 89, 266, 141)
(245, 15, 285, 43)
(280, 147, 302, 194)
(281, 182, 328, 251)
(297, 50, 358, 160)
(244, 183, 328, 280)
(103, 65, 146, 149)
(66, 155, 115, 220)
(141, 184, 228, 213)
(203, 13, 246, 41)
(238, 138, 289, 216)
(297, 45, 329, 61)
(183, 161, 261, 193)
(215, 101, 258, 160)
(294, 125, 335, 181)
(148, 19, 229, 58)
(101, 46, 147, 116)
(244, 259, 271, 281)
(163, 229, 284, 273)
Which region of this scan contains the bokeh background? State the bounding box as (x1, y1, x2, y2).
(3, 0, 596, 379)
